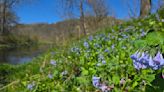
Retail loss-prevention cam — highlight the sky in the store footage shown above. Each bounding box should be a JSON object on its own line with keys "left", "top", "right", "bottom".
{"left": 14, "top": 0, "right": 159, "bottom": 24}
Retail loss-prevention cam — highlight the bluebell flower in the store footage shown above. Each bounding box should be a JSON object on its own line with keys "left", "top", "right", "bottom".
{"left": 111, "top": 29, "right": 115, "bottom": 32}
{"left": 133, "top": 61, "right": 142, "bottom": 70}
{"left": 83, "top": 41, "right": 89, "bottom": 48}
{"left": 112, "top": 36, "right": 115, "bottom": 39}
{"left": 94, "top": 43, "right": 100, "bottom": 48}
{"left": 122, "top": 34, "right": 128, "bottom": 39}
{"left": 71, "top": 47, "right": 76, "bottom": 52}
{"left": 141, "top": 31, "right": 147, "bottom": 37}
{"left": 48, "top": 74, "right": 53, "bottom": 79}
{"left": 92, "top": 76, "right": 114, "bottom": 91}
{"left": 130, "top": 51, "right": 140, "bottom": 60}
{"left": 153, "top": 51, "right": 164, "bottom": 66}
{"left": 111, "top": 44, "right": 115, "bottom": 49}
{"left": 50, "top": 51, "right": 55, "bottom": 56}
{"left": 162, "top": 19, "right": 164, "bottom": 22}
{"left": 102, "top": 60, "right": 106, "bottom": 64}
{"left": 50, "top": 60, "right": 56, "bottom": 66}
{"left": 89, "top": 36, "right": 93, "bottom": 41}
{"left": 27, "top": 82, "right": 35, "bottom": 90}
{"left": 104, "top": 37, "right": 110, "bottom": 41}
{"left": 148, "top": 56, "right": 155, "bottom": 67}
{"left": 131, "top": 50, "right": 164, "bottom": 70}
{"left": 61, "top": 70, "right": 68, "bottom": 76}
{"left": 120, "top": 78, "right": 126, "bottom": 85}
{"left": 118, "top": 38, "right": 122, "bottom": 41}
{"left": 138, "top": 52, "right": 146, "bottom": 62}
{"left": 122, "top": 46, "right": 126, "bottom": 49}
{"left": 104, "top": 49, "right": 109, "bottom": 53}
{"left": 155, "top": 13, "right": 160, "bottom": 21}
{"left": 98, "top": 54, "right": 104, "bottom": 61}
{"left": 71, "top": 47, "right": 80, "bottom": 55}
{"left": 92, "top": 76, "right": 101, "bottom": 88}
{"left": 96, "top": 63, "right": 101, "bottom": 66}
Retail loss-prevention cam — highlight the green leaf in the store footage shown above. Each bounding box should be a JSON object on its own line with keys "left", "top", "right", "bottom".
{"left": 132, "top": 81, "right": 138, "bottom": 89}
{"left": 112, "top": 76, "right": 120, "bottom": 85}
{"left": 21, "top": 81, "right": 27, "bottom": 86}
{"left": 81, "top": 68, "right": 89, "bottom": 76}
{"left": 145, "top": 74, "right": 155, "bottom": 82}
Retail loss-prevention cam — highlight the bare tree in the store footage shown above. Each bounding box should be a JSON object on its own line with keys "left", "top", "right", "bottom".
{"left": 59, "top": 0, "right": 110, "bottom": 36}
{"left": 140, "top": 0, "right": 151, "bottom": 18}
{"left": 59, "top": 0, "right": 87, "bottom": 36}
{"left": 124, "top": 0, "right": 140, "bottom": 18}
{"left": 84, "top": 0, "right": 110, "bottom": 31}
{"left": 0, "top": 0, "right": 21, "bottom": 35}
{"left": 87, "top": 0, "right": 109, "bottom": 21}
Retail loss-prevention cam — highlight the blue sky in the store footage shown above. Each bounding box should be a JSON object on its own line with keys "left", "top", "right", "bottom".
{"left": 14, "top": 0, "right": 158, "bottom": 24}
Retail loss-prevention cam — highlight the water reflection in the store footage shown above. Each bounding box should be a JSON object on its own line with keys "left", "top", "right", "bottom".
{"left": 0, "top": 45, "right": 51, "bottom": 64}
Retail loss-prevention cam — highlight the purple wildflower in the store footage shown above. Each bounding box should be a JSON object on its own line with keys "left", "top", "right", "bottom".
{"left": 120, "top": 78, "right": 126, "bottom": 85}
{"left": 111, "top": 44, "right": 115, "bottom": 49}
{"left": 162, "top": 19, "right": 164, "bottom": 22}
{"left": 148, "top": 56, "right": 155, "bottom": 67}
{"left": 84, "top": 41, "right": 89, "bottom": 48}
{"left": 98, "top": 54, "right": 104, "bottom": 61}
{"left": 27, "top": 82, "right": 35, "bottom": 90}
{"left": 94, "top": 43, "right": 100, "bottom": 48}
{"left": 89, "top": 36, "right": 93, "bottom": 41}
{"left": 155, "top": 14, "right": 160, "bottom": 21}
{"left": 153, "top": 51, "right": 164, "bottom": 66}
{"left": 141, "top": 31, "right": 147, "bottom": 37}
{"left": 104, "top": 49, "right": 109, "bottom": 53}
{"left": 92, "top": 76, "right": 101, "bottom": 88}
{"left": 48, "top": 74, "right": 53, "bottom": 79}
{"left": 122, "top": 46, "right": 126, "bottom": 49}
{"left": 96, "top": 63, "right": 101, "bottom": 67}
{"left": 131, "top": 50, "right": 164, "bottom": 70}
{"left": 61, "top": 70, "right": 68, "bottom": 76}
{"left": 50, "top": 60, "right": 56, "bottom": 66}
{"left": 102, "top": 60, "right": 106, "bottom": 64}
{"left": 130, "top": 50, "right": 140, "bottom": 60}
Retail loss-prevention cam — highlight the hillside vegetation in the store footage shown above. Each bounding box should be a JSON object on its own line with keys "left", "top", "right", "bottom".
{"left": 0, "top": 13, "right": 164, "bottom": 92}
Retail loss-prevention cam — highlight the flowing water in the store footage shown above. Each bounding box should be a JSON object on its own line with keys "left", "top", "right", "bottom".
{"left": 0, "top": 45, "right": 53, "bottom": 65}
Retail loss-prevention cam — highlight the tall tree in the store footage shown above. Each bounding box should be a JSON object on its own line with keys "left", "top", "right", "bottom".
{"left": 59, "top": 0, "right": 109, "bottom": 35}
{"left": 60, "top": 0, "right": 87, "bottom": 35}
{"left": 140, "top": 0, "right": 151, "bottom": 18}
{"left": 0, "top": 0, "right": 20, "bottom": 35}
{"left": 79, "top": 0, "right": 86, "bottom": 35}
{"left": 85, "top": 0, "right": 110, "bottom": 31}
{"left": 87, "top": 0, "right": 109, "bottom": 22}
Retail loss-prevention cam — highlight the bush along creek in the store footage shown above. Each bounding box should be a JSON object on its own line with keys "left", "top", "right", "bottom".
{"left": 1, "top": 14, "right": 164, "bottom": 92}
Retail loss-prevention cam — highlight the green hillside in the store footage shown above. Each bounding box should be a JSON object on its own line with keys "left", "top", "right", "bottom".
{"left": 0, "top": 14, "right": 164, "bottom": 92}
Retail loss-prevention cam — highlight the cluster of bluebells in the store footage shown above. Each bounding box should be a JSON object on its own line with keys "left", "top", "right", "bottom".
{"left": 71, "top": 47, "right": 80, "bottom": 55}
{"left": 140, "top": 29, "right": 147, "bottom": 37}
{"left": 27, "top": 81, "right": 35, "bottom": 90}
{"left": 61, "top": 70, "right": 68, "bottom": 76}
{"left": 92, "top": 76, "right": 113, "bottom": 92}
{"left": 97, "top": 54, "right": 106, "bottom": 66}
{"left": 50, "top": 59, "right": 57, "bottom": 66}
{"left": 130, "top": 50, "right": 164, "bottom": 70}
{"left": 83, "top": 41, "right": 89, "bottom": 48}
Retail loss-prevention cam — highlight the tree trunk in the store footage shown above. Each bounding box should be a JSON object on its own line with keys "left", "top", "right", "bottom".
{"left": 140, "top": 0, "right": 151, "bottom": 18}
{"left": 1, "top": 0, "right": 8, "bottom": 35}
{"left": 79, "top": 0, "right": 86, "bottom": 35}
